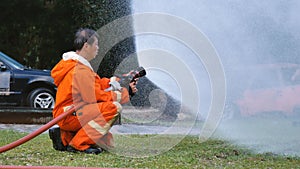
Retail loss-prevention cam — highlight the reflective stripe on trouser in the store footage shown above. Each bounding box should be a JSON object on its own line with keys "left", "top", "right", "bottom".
{"left": 67, "top": 101, "right": 121, "bottom": 151}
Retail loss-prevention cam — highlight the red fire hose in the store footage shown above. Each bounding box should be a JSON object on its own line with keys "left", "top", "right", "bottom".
{"left": 0, "top": 103, "right": 85, "bottom": 153}
{"left": 0, "top": 102, "right": 129, "bottom": 168}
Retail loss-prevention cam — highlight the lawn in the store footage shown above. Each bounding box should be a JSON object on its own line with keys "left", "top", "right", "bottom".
{"left": 0, "top": 130, "right": 299, "bottom": 168}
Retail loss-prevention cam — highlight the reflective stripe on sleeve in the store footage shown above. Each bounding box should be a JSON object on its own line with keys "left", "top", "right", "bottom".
{"left": 114, "top": 91, "right": 122, "bottom": 102}
{"left": 113, "top": 101, "right": 122, "bottom": 113}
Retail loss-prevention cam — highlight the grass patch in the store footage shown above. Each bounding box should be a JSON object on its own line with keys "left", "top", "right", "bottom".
{"left": 0, "top": 130, "right": 299, "bottom": 168}
{"left": 216, "top": 116, "right": 300, "bottom": 156}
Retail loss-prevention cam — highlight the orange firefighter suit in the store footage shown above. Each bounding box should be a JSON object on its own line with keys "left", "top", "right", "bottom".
{"left": 51, "top": 52, "right": 129, "bottom": 151}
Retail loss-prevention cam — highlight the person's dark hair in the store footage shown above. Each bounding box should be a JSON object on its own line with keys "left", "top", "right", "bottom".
{"left": 73, "top": 28, "right": 99, "bottom": 51}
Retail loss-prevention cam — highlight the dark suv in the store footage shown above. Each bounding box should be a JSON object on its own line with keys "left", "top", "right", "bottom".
{"left": 0, "top": 51, "right": 56, "bottom": 109}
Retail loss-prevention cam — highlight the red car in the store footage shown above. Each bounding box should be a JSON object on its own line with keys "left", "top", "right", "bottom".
{"left": 225, "top": 63, "right": 300, "bottom": 119}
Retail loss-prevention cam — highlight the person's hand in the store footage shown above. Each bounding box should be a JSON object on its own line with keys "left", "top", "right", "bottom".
{"left": 129, "top": 78, "right": 138, "bottom": 93}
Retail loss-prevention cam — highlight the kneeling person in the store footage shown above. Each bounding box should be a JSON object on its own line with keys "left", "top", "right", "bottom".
{"left": 49, "top": 28, "right": 137, "bottom": 154}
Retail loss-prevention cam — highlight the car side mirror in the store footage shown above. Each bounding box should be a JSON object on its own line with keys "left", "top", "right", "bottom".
{"left": 0, "top": 62, "right": 7, "bottom": 71}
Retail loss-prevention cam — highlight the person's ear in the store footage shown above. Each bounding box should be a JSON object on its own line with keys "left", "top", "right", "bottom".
{"left": 83, "top": 42, "right": 89, "bottom": 49}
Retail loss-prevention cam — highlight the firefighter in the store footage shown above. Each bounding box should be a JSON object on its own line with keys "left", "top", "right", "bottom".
{"left": 49, "top": 28, "right": 137, "bottom": 154}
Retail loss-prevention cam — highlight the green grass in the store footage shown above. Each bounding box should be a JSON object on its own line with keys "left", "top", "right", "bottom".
{"left": 215, "top": 115, "right": 300, "bottom": 156}
{"left": 0, "top": 130, "right": 299, "bottom": 168}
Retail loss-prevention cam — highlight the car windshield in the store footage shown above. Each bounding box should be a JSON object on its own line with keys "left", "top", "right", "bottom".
{"left": 249, "top": 70, "right": 281, "bottom": 89}
{"left": 0, "top": 52, "right": 25, "bottom": 69}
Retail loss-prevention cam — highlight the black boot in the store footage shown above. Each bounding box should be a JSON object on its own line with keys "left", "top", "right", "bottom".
{"left": 66, "top": 145, "right": 103, "bottom": 155}
{"left": 49, "top": 127, "right": 67, "bottom": 151}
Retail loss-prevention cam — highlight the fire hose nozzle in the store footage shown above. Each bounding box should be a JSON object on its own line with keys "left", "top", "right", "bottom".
{"left": 130, "top": 66, "right": 147, "bottom": 82}
{"left": 104, "top": 67, "right": 147, "bottom": 94}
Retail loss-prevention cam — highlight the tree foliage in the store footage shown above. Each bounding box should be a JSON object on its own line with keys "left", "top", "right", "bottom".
{"left": 0, "top": 0, "right": 134, "bottom": 70}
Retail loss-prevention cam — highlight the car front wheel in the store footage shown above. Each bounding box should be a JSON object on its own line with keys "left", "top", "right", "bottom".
{"left": 27, "top": 88, "right": 55, "bottom": 109}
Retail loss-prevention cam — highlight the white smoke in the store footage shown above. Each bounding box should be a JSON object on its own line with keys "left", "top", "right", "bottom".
{"left": 132, "top": 0, "right": 300, "bottom": 156}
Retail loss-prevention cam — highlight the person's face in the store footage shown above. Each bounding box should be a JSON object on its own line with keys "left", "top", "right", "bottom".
{"left": 85, "top": 37, "right": 99, "bottom": 61}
